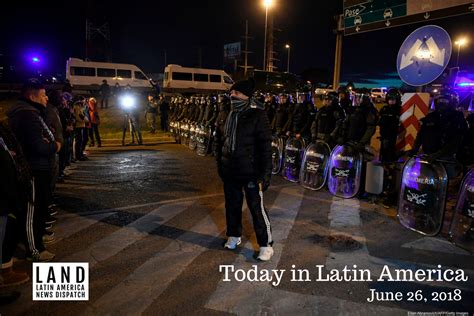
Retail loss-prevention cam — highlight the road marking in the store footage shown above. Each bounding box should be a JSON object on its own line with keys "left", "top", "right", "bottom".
{"left": 401, "top": 237, "right": 471, "bottom": 256}
{"left": 65, "top": 201, "right": 194, "bottom": 267}
{"left": 84, "top": 203, "right": 225, "bottom": 315}
{"left": 205, "top": 186, "right": 304, "bottom": 314}
{"left": 325, "top": 197, "right": 474, "bottom": 291}
{"left": 55, "top": 212, "right": 116, "bottom": 242}
{"left": 69, "top": 183, "right": 294, "bottom": 216}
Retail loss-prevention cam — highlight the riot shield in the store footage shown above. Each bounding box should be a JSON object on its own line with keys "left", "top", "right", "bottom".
{"left": 328, "top": 144, "right": 363, "bottom": 198}
{"left": 271, "top": 135, "right": 284, "bottom": 175}
{"left": 171, "top": 121, "right": 181, "bottom": 144}
{"left": 197, "top": 125, "right": 212, "bottom": 157}
{"left": 449, "top": 169, "right": 474, "bottom": 253}
{"left": 282, "top": 137, "right": 305, "bottom": 182}
{"left": 299, "top": 141, "right": 331, "bottom": 190}
{"left": 188, "top": 123, "right": 198, "bottom": 150}
{"left": 397, "top": 157, "right": 448, "bottom": 236}
{"left": 181, "top": 122, "right": 190, "bottom": 146}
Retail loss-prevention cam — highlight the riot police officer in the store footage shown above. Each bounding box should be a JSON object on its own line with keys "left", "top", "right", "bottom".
{"left": 341, "top": 94, "right": 378, "bottom": 147}
{"left": 338, "top": 86, "right": 353, "bottom": 116}
{"left": 286, "top": 92, "right": 314, "bottom": 142}
{"left": 311, "top": 92, "right": 345, "bottom": 147}
{"left": 378, "top": 88, "right": 402, "bottom": 163}
{"left": 264, "top": 93, "right": 277, "bottom": 124}
{"left": 458, "top": 112, "right": 474, "bottom": 171}
{"left": 271, "top": 92, "right": 290, "bottom": 135}
{"left": 202, "top": 95, "right": 218, "bottom": 127}
{"left": 336, "top": 93, "right": 378, "bottom": 199}
{"left": 378, "top": 88, "right": 402, "bottom": 208}
{"left": 409, "top": 90, "right": 468, "bottom": 179}
{"left": 213, "top": 94, "right": 231, "bottom": 155}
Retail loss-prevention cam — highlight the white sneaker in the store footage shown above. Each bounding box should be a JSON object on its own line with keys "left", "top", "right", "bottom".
{"left": 257, "top": 246, "right": 274, "bottom": 261}
{"left": 224, "top": 237, "right": 241, "bottom": 250}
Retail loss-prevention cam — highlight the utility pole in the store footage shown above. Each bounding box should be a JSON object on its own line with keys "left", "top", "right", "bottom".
{"left": 240, "top": 20, "right": 254, "bottom": 76}
{"left": 267, "top": 13, "right": 276, "bottom": 72}
{"left": 85, "top": 19, "right": 111, "bottom": 61}
{"left": 332, "top": 15, "right": 344, "bottom": 89}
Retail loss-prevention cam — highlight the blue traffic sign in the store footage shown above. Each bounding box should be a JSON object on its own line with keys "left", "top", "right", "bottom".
{"left": 397, "top": 25, "right": 452, "bottom": 87}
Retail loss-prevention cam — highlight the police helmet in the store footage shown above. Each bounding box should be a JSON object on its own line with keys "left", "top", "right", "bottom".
{"left": 385, "top": 88, "right": 401, "bottom": 105}
{"left": 434, "top": 89, "right": 459, "bottom": 110}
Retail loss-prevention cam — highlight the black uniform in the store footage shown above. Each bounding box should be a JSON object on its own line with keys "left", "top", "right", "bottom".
{"left": 311, "top": 99, "right": 344, "bottom": 147}
{"left": 378, "top": 103, "right": 402, "bottom": 162}
{"left": 458, "top": 113, "right": 474, "bottom": 167}
{"left": 264, "top": 99, "right": 277, "bottom": 125}
{"left": 271, "top": 101, "right": 290, "bottom": 134}
{"left": 158, "top": 98, "right": 169, "bottom": 132}
{"left": 413, "top": 109, "right": 467, "bottom": 156}
{"left": 343, "top": 100, "right": 378, "bottom": 146}
{"left": 291, "top": 101, "right": 315, "bottom": 140}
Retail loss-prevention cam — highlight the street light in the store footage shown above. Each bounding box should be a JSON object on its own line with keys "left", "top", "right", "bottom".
{"left": 285, "top": 44, "right": 291, "bottom": 73}
{"left": 454, "top": 37, "right": 468, "bottom": 68}
{"left": 263, "top": 0, "right": 273, "bottom": 71}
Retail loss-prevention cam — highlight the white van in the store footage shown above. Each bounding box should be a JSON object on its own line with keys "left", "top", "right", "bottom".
{"left": 66, "top": 58, "right": 152, "bottom": 90}
{"left": 370, "top": 87, "right": 387, "bottom": 103}
{"left": 163, "top": 64, "right": 233, "bottom": 93}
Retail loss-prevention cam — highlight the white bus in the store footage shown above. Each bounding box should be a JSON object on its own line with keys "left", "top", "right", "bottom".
{"left": 163, "top": 64, "right": 233, "bottom": 93}
{"left": 66, "top": 58, "right": 153, "bottom": 90}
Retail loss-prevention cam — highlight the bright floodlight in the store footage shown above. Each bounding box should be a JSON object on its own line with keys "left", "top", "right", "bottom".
{"left": 455, "top": 38, "right": 468, "bottom": 46}
{"left": 285, "top": 44, "right": 290, "bottom": 48}
{"left": 32, "top": 57, "right": 40, "bottom": 63}
{"left": 263, "top": 0, "right": 273, "bottom": 8}
{"left": 121, "top": 95, "right": 135, "bottom": 109}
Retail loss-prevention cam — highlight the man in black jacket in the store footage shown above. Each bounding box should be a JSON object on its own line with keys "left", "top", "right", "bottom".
{"left": 215, "top": 78, "right": 274, "bottom": 261}
{"left": 7, "top": 80, "right": 60, "bottom": 262}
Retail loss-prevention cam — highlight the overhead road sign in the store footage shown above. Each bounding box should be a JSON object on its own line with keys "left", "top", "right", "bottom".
{"left": 344, "top": 0, "right": 474, "bottom": 35}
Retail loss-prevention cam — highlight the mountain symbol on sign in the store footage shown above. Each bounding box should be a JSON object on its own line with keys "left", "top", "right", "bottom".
{"left": 400, "top": 37, "right": 445, "bottom": 70}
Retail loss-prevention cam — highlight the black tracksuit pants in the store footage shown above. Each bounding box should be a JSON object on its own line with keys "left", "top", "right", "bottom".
{"left": 28, "top": 170, "right": 52, "bottom": 255}
{"left": 223, "top": 180, "right": 273, "bottom": 247}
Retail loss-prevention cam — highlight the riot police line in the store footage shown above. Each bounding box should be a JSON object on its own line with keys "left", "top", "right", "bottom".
{"left": 166, "top": 88, "right": 473, "bottom": 254}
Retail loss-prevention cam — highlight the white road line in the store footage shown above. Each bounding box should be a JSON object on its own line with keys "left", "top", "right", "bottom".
{"left": 83, "top": 203, "right": 225, "bottom": 315}
{"left": 205, "top": 186, "right": 304, "bottom": 315}
{"left": 326, "top": 197, "right": 474, "bottom": 291}
{"left": 65, "top": 201, "right": 194, "bottom": 268}
{"left": 71, "top": 182, "right": 293, "bottom": 216}
{"left": 55, "top": 212, "right": 116, "bottom": 242}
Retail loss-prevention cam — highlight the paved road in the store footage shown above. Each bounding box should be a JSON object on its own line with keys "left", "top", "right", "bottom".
{"left": 3, "top": 144, "right": 474, "bottom": 315}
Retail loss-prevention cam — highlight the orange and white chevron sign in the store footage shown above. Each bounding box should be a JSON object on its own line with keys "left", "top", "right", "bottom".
{"left": 396, "top": 93, "right": 430, "bottom": 152}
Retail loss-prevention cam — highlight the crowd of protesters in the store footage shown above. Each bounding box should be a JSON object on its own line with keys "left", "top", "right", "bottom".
{"left": 0, "top": 79, "right": 103, "bottom": 291}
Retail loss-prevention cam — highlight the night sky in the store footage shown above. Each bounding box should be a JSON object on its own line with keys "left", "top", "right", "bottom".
{"left": 1, "top": 1, "right": 473, "bottom": 87}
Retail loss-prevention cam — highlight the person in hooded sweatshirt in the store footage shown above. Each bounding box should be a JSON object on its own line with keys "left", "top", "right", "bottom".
{"left": 214, "top": 78, "right": 274, "bottom": 261}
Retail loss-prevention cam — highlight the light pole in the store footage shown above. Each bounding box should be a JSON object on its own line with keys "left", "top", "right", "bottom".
{"left": 454, "top": 38, "right": 467, "bottom": 68}
{"left": 285, "top": 44, "right": 290, "bottom": 73}
{"left": 263, "top": 0, "right": 273, "bottom": 71}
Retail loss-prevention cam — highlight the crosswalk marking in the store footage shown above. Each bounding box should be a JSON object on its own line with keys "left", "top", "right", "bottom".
{"left": 84, "top": 204, "right": 225, "bottom": 315}
{"left": 402, "top": 237, "right": 471, "bottom": 256}
{"left": 55, "top": 212, "right": 116, "bottom": 242}
{"left": 205, "top": 186, "right": 304, "bottom": 314}
{"left": 326, "top": 197, "right": 474, "bottom": 292}
{"left": 65, "top": 201, "right": 194, "bottom": 267}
